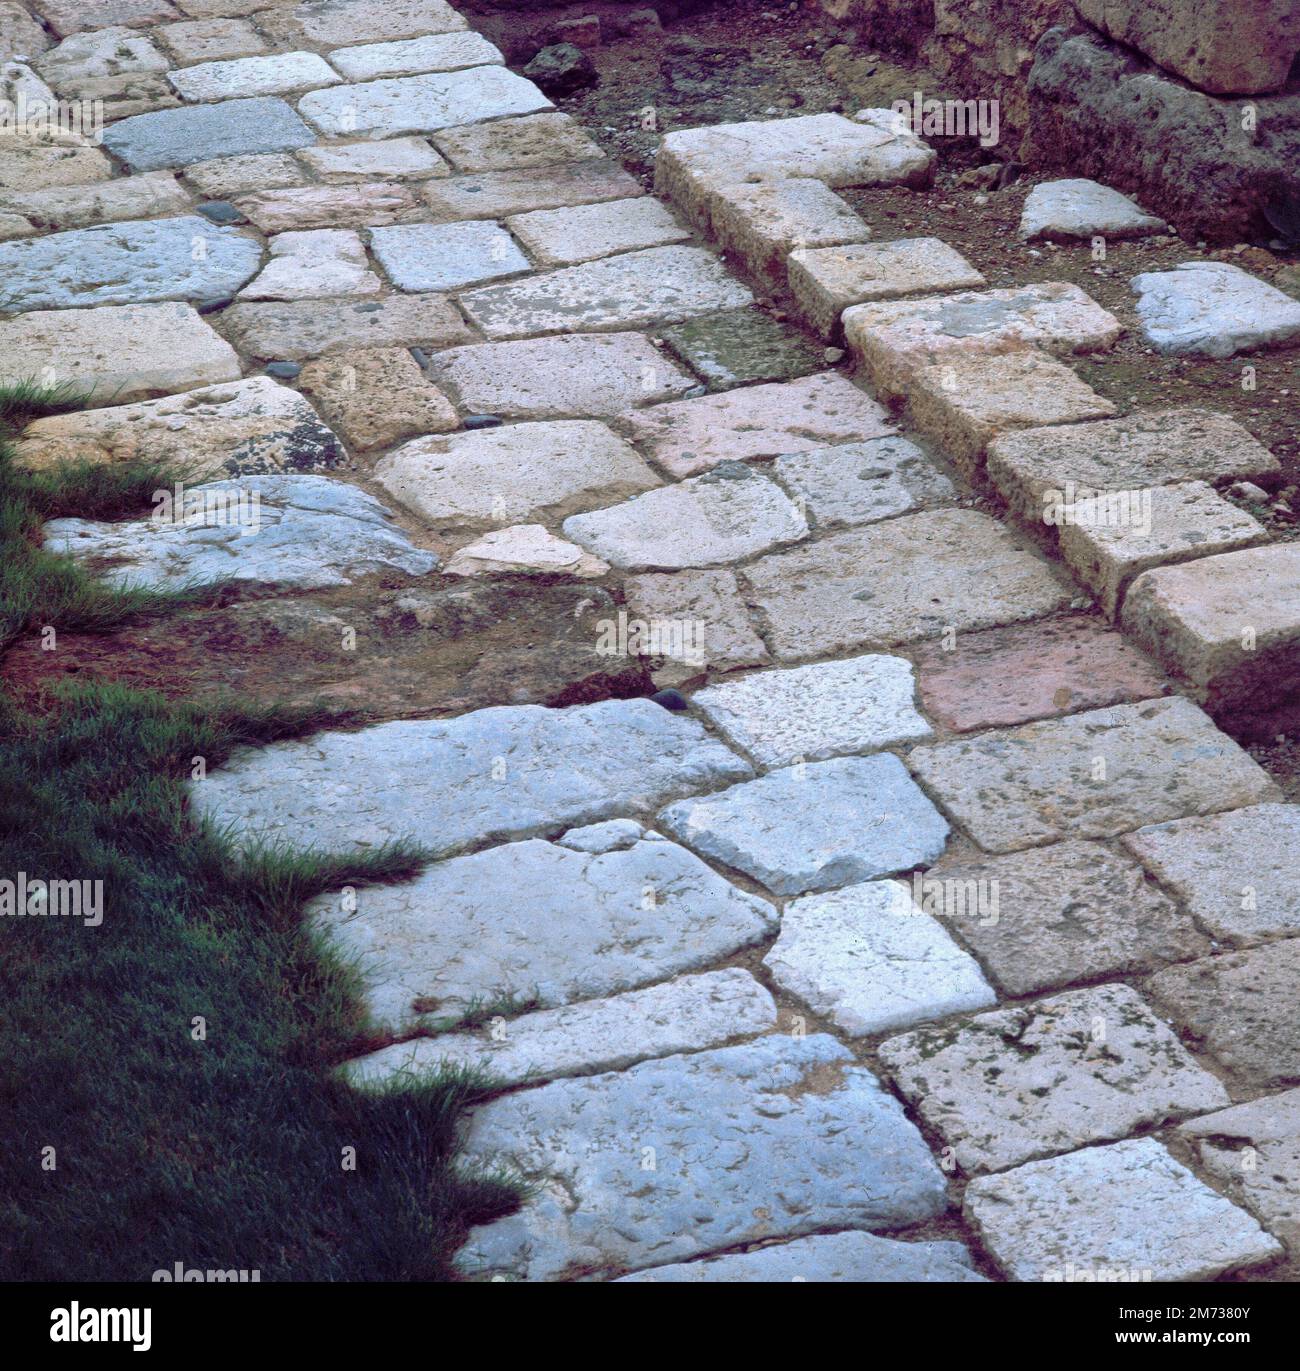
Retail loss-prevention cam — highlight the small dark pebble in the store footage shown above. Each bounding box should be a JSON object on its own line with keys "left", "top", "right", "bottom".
{"left": 463, "top": 413, "right": 504, "bottom": 429}
{"left": 683, "top": 385, "right": 707, "bottom": 398}
{"left": 197, "top": 200, "right": 245, "bottom": 224}
{"left": 409, "top": 347, "right": 430, "bottom": 368}
{"left": 266, "top": 361, "right": 302, "bottom": 379}
{"left": 196, "top": 296, "right": 232, "bottom": 315}
{"left": 650, "top": 689, "right": 689, "bottom": 712}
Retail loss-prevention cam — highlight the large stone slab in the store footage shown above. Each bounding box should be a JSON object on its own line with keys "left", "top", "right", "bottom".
{"left": 296, "top": 136, "right": 449, "bottom": 182}
{"left": 908, "top": 697, "right": 1279, "bottom": 853}
{"left": 709, "top": 177, "right": 870, "bottom": 283}
{"left": 44, "top": 474, "right": 436, "bottom": 592}
{"left": 455, "top": 1033, "right": 948, "bottom": 1280}
{"left": 506, "top": 196, "right": 688, "bottom": 268}
{"left": 370, "top": 219, "right": 529, "bottom": 292}
{"left": 102, "top": 96, "right": 315, "bottom": 169}
{"left": 343, "top": 969, "right": 777, "bottom": 1091}
{"left": 221, "top": 292, "right": 472, "bottom": 359}
{"left": 691, "top": 653, "right": 930, "bottom": 768}
{"left": 1131, "top": 261, "right": 1300, "bottom": 358}
{"left": 374, "top": 420, "right": 661, "bottom": 532}
{"left": 766, "top": 879, "right": 995, "bottom": 1036}
{"left": 623, "top": 568, "right": 770, "bottom": 685}
{"left": 0, "top": 215, "right": 260, "bottom": 309}
{"left": 882, "top": 983, "right": 1228, "bottom": 1174}
{"left": 740, "top": 509, "right": 1072, "bottom": 661}
{"left": 189, "top": 697, "right": 752, "bottom": 858}
{"left": 619, "top": 1232, "right": 985, "bottom": 1283}
{"left": 34, "top": 0, "right": 177, "bottom": 36}
{"left": 420, "top": 161, "right": 642, "bottom": 223}
{"left": 0, "top": 301, "right": 240, "bottom": 405}
{"left": 167, "top": 51, "right": 339, "bottom": 101}
{"left": 620, "top": 373, "right": 893, "bottom": 479}
{"left": 658, "top": 754, "right": 950, "bottom": 896}
{"left": 562, "top": 463, "right": 807, "bottom": 571}
{"left": 772, "top": 436, "right": 955, "bottom": 529}
{"left": 431, "top": 112, "right": 603, "bottom": 171}
{"left": 183, "top": 150, "right": 305, "bottom": 197}
{"left": 0, "top": 169, "right": 193, "bottom": 232}
{"left": 965, "top": 1138, "right": 1282, "bottom": 1282}
{"left": 239, "top": 227, "right": 380, "bottom": 300}
{"left": 297, "top": 67, "right": 551, "bottom": 138}
{"left": 15, "top": 376, "right": 342, "bottom": 477}
{"left": 659, "top": 306, "right": 825, "bottom": 390}
{"left": 157, "top": 16, "right": 267, "bottom": 64}
{"left": 233, "top": 182, "right": 417, "bottom": 231}
{"left": 297, "top": 346, "right": 457, "bottom": 450}
{"left": 431, "top": 333, "right": 695, "bottom": 419}
{"left": 929, "top": 841, "right": 1207, "bottom": 998}
{"left": 311, "top": 840, "right": 777, "bottom": 1031}
{"left": 459, "top": 245, "right": 753, "bottom": 341}
{"left": 1123, "top": 804, "right": 1300, "bottom": 946}
{"left": 327, "top": 31, "right": 501, "bottom": 81}
{"left": 268, "top": 0, "right": 466, "bottom": 47}
{"left": 1019, "top": 178, "right": 1166, "bottom": 241}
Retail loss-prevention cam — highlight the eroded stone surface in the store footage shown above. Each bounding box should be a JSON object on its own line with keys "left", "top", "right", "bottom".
{"left": 328, "top": 31, "right": 501, "bottom": 81}
{"left": 102, "top": 95, "right": 315, "bottom": 169}
{"left": 0, "top": 169, "right": 192, "bottom": 232}
{"left": 295, "top": 137, "right": 449, "bottom": 182}
{"left": 772, "top": 436, "right": 955, "bottom": 528}
{"left": 1132, "top": 261, "right": 1300, "bottom": 358}
{"left": 506, "top": 195, "right": 688, "bottom": 267}
{"left": 240, "top": 227, "right": 380, "bottom": 300}
{"left": 659, "top": 307, "right": 824, "bottom": 390}
{"left": 234, "top": 182, "right": 416, "bottom": 231}
{"left": 36, "top": 25, "right": 167, "bottom": 88}
{"left": 421, "top": 160, "right": 641, "bottom": 222}
{"left": 183, "top": 150, "right": 304, "bottom": 197}
{"left": 222, "top": 292, "right": 471, "bottom": 359}
{"left": 431, "top": 111, "right": 603, "bottom": 171}
{"left": 1019, "top": 179, "right": 1166, "bottom": 241}
{"left": 444, "top": 524, "right": 609, "bottom": 579}
{"left": 168, "top": 50, "right": 339, "bottom": 101}
{"left": 297, "top": 346, "right": 458, "bottom": 449}
{"left": 157, "top": 16, "right": 267, "bottom": 64}
{"left": 623, "top": 568, "right": 770, "bottom": 684}
{"left": 0, "top": 138, "right": 111, "bottom": 189}
{"left": 371, "top": 219, "right": 529, "bottom": 292}
{"left": 269, "top": 0, "right": 467, "bottom": 47}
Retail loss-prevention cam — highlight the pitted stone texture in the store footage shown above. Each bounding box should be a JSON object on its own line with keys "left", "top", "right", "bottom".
{"left": 0, "top": 302, "right": 240, "bottom": 405}
{"left": 328, "top": 32, "right": 502, "bottom": 81}
{"left": 1180, "top": 1090, "right": 1300, "bottom": 1254}
{"left": 1147, "top": 941, "right": 1300, "bottom": 1087}
{"left": 157, "top": 17, "right": 268, "bottom": 63}
{"left": 102, "top": 96, "right": 315, "bottom": 170}
{"left": 882, "top": 983, "right": 1228, "bottom": 1174}
{"left": 692, "top": 654, "right": 930, "bottom": 767}
{"left": 506, "top": 196, "right": 688, "bottom": 267}
{"left": 623, "top": 569, "right": 770, "bottom": 685}
{"left": 965, "top": 1139, "right": 1282, "bottom": 1283}
{"left": 375, "top": 421, "right": 660, "bottom": 532}
{"left": 15, "top": 376, "right": 343, "bottom": 478}
{"left": 0, "top": 215, "right": 260, "bottom": 310}
{"left": 656, "top": 111, "right": 934, "bottom": 234}
{"left": 659, "top": 307, "right": 825, "bottom": 390}
{"left": 420, "top": 161, "right": 641, "bottom": 222}
{"left": 432, "top": 333, "right": 695, "bottom": 419}
{"left": 309, "top": 839, "right": 776, "bottom": 1031}
{"left": 222, "top": 293, "right": 471, "bottom": 360}
{"left": 296, "top": 137, "right": 449, "bottom": 182}
{"left": 35, "top": 26, "right": 168, "bottom": 87}
{"left": 297, "top": 347, "right": 457, "bottom": 450}
{"left": 460, "top": 244, "right": 752, "bottom": 340}
{"left": 659, "top": 754, "right": 949, "bottom": 896}
{"left": 240, "top": 228, "right": 380, "bottom": 301}
{"left": 844, "top": 281, "right": 1122, "bottom": 397}
{"left": 914, "top": 616, "right": 1170, "bottom": 733}
{"left": 563, "top": 464, "right": 807, "bottom": 571}
{"left": 909, "top": 697, "right": 1279, "bottom": 853}
{"left": 189, "top": 697, "right": 753, "bottom": 859}
{"left": 61, "top": 70, "right": 179, "bottom": 120}
{"left": 1058, "top": 480, "right": 1269, "bottom": 619}
{"left": 371, "top": 220, "right": 529, "bottom": 293}
{"left": 444, "top": 525, "right": 609, "bottom": 579}
{"left": 234, "top": 183, "right": 417, "bottom": 231}
{"left": 619, "top": 1232, "right": 985, "bottom": 1283}
{"left": 742, "top": 509, "right": 1072, "bottom": 661}
{"left": 709, "top": 178, "right": 870, "bottom": 283}
{"left": 621, "top": 373, "right": 893, "bottom": 479}
{"left": 298, "top": 67, "right": 550, "bottom": 139}
{"left": 432, "top": 112, "right": 603, "bottom": 171}
{"left": 928, "top": 841, "right": 1207, "bottom": 998}
{"left": 766, "top": 880, "right": 995, "bottom": 1036}
{"left": 1120, "top": 542, "right": 1300, "bottom": 714}
{"left": 168, "top": 51, "right": 339, "bottom": 101}
{"left": 0, "top": 139, "right": 112, "bottom": 190}
{"left": 1132, "top": 261, "right": 1300, "bottom": 358}
{"left": 1019, "top": 179, "right": 1166, "bottom": 242}
{"left": 790, "top": 237, "right": 986, "bottom": 338}
{"left": 0, "top": 170, "right": 192, "bottom": 232}
{"left": 343, "top": 969, "right": 777, "bottom": 1090}
{"left": 772, "top": 437, "right": 955, "bottom": 529}
{"left": 1124, "top": 805, "right": 1300, "bottom": 946}
{"left": 455, "top": 1033, "right": 948, "bottom": 1280}
{"left": 270, "top": 0, "right": 466, "bottom": 46}
{"left": 183, "top": 151, "right": 305, "bottom": 198}
{"left": 32, "top": 0, "right": 177, "bottom": 34}
{"left": 907, "top": 350, "right": 1117, "bottom": 475}
{"left": 987, "top": 408, "right": 1280, "bottom": 531}
{"left": 45, "top": 475, "right": 435, "bottom": 592}
{"left": 0, "top": 0, "right": 51, "bottom": 55}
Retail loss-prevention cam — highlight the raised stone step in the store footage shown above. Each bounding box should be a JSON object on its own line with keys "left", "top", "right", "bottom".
{"left": 709, "top": 177, "right": 870, "bottom": 284}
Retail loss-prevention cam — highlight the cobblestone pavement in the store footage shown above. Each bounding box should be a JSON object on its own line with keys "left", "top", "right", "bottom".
{"left": 10, "top": 0, "right": 1300, "bottom": 1283}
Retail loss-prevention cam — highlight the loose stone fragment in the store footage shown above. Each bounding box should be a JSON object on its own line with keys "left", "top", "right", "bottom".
{"left": 965, "top": 1138, "right": 1282, "bottom": 1283}
{"left": 765, "top": 879, "right": 995, "bottom": 1035}
{"left": 183, "top": 151, "right": 304, "bottom": 197}
{"left": 370, "top": 220, "right": 529, "bottom": 292}
{"left": 102, "top": 96, "right": 315, "bottom": 170}
{"left": 374, "top": 420, "right": 660, "bottom": 532}
{"left": 659, "top": 306, "right": 825, "bottom": 389}
{"left": 455, "top": 1033, "right": 947, "bottom": 1280}
{"left": 562, "top": 463, "right": 808, "bottom": 570}
{"left": 234, "top": 182, "right": 416, "bottom": 231}
{"left": 658, "top": 754, "right": 949, "bottom": 896}
{"left": 297, "top": 347, "right": 458, "bottom": 449}
{"left": 431, "top": 111, "right": 603, "bottom": 171}
{"left": 0, "top": 169, "right": 192, "bottom": 231}
{"left": 621, "top": 372, "right": 892, "bottom": 478}
{"left": 167, "top": 51, "right": 339, "bottom": 101}
{"left": 1019, "top": 179, "right": 1166, "bottom": 241}
{"left": 908, "top": 696, "right": 1278, "bottom": 853}
{"left": 222, "top": 293, "right": 471, "bottom": 359}
{"left": 444, "top": 524, "right": 609, "bottom": 579}
{"left": 789, "top": 237, "right": 986, "bottom": 337}
{"left": 927, "top": 840, "right": 1206, "bottom": 997}
{"left": 460, "top": 245, "right": 753, "bottom": 340}
{"left": 328, "top": 32, "right": 502, "bottom": 81}
{"left": 0, "top": 301, "right": 240, "bottom": 404}
{"left": 188, "top": 697, "right": 752, "bottom": 858}
{"left": 239, "top": 228, "right": 380, "bottom": 301}
{"left": 420, "top": 159, "right": 642, "bottom": 221}
{"left": 432, "top": 333, "right": 695, "bottom": 418}
{"left": 342, "top": 969, "right": 777, "bottom": 1090}
{"left": 506, "top": 196, "right": 688, "bottom": 267}
{"left": 295, "top": 137, "right": 449, "bottom": 182}
{"left": 268, "top": 0, "right": 467, "bottom": 46}
{"left": 709, "top": 177, "right": 871, "bottom": 283}
{"left": 620, "top": 1232, "right": 985, "bottom": 1283}
{"left": 1131, "top": 261, "right": 1300, "bottom": 358}
{"left": 741, "top": 508, "right": 1071, "bottom": 661}
{"left": 556, "top": 819, "right": 646, "bottom": 853}
{"left": 692, "top": 654, "right": 930, "bottom": 767}
{"left": 882, "top": 983, "right": 1228, "bottom": 1173}
{"left": 772, "top": 436, "right": 954, "bottom": 528}
{"left": 623, "top": 568, "right": 770, "bottom": 684}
